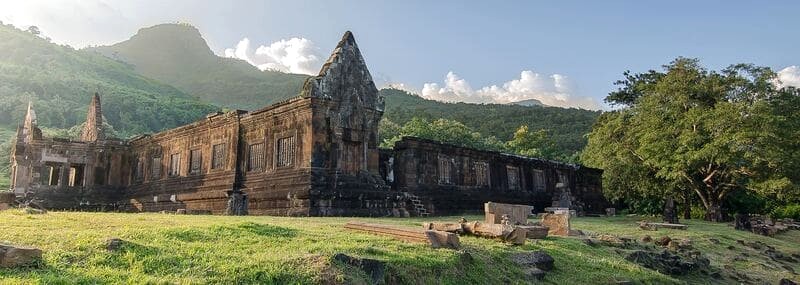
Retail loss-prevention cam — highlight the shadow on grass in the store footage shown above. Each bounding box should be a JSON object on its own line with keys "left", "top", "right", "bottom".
{"left": 163, "top": 222, "right": 298, "bottom": 242}
{"left": 0, "top": 257, "right": 107, "bottom": 284}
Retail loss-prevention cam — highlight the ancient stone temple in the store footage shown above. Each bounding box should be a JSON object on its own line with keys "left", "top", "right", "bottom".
{"left": 8, "top": 31, "right": 607, "bottom": 216}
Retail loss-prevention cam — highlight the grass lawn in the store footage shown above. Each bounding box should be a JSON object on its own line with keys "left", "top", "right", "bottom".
{"left": 0, "top": 210, "right": 798, "bottom": 284}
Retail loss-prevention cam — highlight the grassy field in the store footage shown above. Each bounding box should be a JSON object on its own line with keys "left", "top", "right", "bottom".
{"left": 0, "top": 210, "right": 798, "bottom": 284}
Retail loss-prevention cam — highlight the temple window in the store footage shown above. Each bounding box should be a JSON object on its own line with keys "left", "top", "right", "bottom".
{"left": 532, "top": 169, "right": 545, "bottom": 192}
{"left": 276, "top": 136, "right": 295, "bottom": 167}
{"left": 438, "top": 155, "right": 453, "bottom": 185}
{"left": 211, "top": 143, "right": 226, "bottom": 170}
{"left": 507, "top": 165, "right": 520, "bottom": 190}
{"left": 474, "top": 161, "right": 490, "bottom": 186}
{"left": 189, "top": 149, "right": 202, "bottom": 174}
{"left": 169, "top": 153, "right": 181, "bottom": 177}
{"left": 151, "top": 156, "right": 162, "bottom": 180}
{"left": 248, "top": 143, "right": 265, "bottom": 171}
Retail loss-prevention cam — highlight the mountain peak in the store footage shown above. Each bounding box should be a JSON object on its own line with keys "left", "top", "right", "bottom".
{"left": 509, "top": 98, "right": 546, "bottom": 107}
{"left": 122, "top": 23, "right": 212, "bottom": 57}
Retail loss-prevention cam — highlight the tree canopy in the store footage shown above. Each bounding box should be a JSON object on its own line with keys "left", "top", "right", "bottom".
{"left": 582, "top": 58, "right": 800, "bottom": 221}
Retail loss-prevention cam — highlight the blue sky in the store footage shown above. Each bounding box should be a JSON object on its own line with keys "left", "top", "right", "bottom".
{"left": 1, "top": 0, "right": 799, "bottom": 109}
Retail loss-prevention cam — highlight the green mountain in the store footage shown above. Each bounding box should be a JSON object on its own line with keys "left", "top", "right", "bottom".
{"left": 88, "top": 23, "right": 309, "bottom": 110}
{"left": 380, "top": 88, "right": 600, "bottom": 154}
{"left": 508, "top": 98, "right": 545, "bottom": 107}
{"left": 0, "top": 23, "right": 218, "bottom": 136}
{"left": 0, "top": 23, "right": 222, "bottom": 189}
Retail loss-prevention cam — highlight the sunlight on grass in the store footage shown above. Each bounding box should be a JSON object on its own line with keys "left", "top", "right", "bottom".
{"left": 0, "top": 211, "right": 797, "bottom": 284}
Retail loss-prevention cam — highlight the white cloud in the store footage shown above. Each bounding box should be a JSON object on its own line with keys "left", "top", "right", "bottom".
{"left": 777, "top": 66, "right": 800, "bottom": 88}
{"left": 0, "top": 0, "right": 139, "bottom": 47}
{"left": 224, "top": 37, "right": 321, "bottom": 75}
{"left": 421, "top": 70, "right": 600, "bottom": 110}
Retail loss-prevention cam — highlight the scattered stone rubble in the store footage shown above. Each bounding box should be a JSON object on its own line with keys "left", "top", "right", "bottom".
{"left": 734, "top": 215, "right": 800, "bottom": 237}
{"left": 511, "top": 250, "right": 555, "bottom": 280}
{"left": 424, "top": 202, "right": 566, "bottom": 245}
{"left": 0, "top": 244, "right": 42, "bottom": 268}
{"left": 625, "top": 249, "right": 709, "bottom": 276}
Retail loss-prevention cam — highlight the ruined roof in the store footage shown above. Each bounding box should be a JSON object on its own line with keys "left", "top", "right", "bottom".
{"left": 394, "top": 136, "right": 599, "bottom": 172}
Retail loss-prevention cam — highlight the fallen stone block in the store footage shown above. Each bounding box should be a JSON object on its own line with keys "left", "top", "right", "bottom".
{"left": 176, "top": 209, "right": 187, "bottom": 215}
{"left": 461, "top": 221, "right": 527, "bottom": 245}
{"left": 345, "top": 222, "right": 460, "bottom": 249}
{"left": 517, "top": 225, "right": 549, "bottom": 239}
{"left": 540, "top": 212, "right": 571, "bottom": 236}
{"left": 639, "top": 222, "right": 687, "bottom": 230}
{"left": 484, "top": 202, "right": 534, "bottom": 225}
{"left": 512, "top": 250, "right": 555, "bottom": 271}
{"left": 422, "top": 222, "right": 464, "bottom": 233}
{"left": 0, "top": 244, "right": 42, "bottom": 268}
{"left": 106, "top": 238, "right": 124, "bottom": 251}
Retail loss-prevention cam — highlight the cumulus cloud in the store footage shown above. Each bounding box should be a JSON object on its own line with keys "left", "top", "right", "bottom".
{"left": 420, "top": 70, "right": 600, "bottom": 110}
{"left": 777, "top": 66, "right": 800, "bottom": 88}
{"left": 224, "top": 37, "right": 321, "bottom": 75}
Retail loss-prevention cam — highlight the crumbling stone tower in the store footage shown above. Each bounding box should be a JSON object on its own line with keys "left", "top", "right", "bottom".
{"left": 80, "top": 93, "right": 105, "bottom": 142}
{"left": 9, "top": 95, "right": 129, "bottom": 208}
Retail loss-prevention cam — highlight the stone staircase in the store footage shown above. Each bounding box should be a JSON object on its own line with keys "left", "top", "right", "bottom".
{"left": 403, "top": 192, "right": 429, "bottom": 217}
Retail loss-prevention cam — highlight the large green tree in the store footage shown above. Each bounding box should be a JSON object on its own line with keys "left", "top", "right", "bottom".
{"left": 582, "top": 58, "right": 800, "bottom": 221}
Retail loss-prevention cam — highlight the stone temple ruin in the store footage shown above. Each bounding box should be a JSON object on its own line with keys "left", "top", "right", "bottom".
{"left": 8, "top": 32, "right": 607, "bottom": 216}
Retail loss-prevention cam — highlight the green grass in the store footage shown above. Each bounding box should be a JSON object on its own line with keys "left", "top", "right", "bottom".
{"left": 0, "top": 211, "right": 797, "bottom": 284}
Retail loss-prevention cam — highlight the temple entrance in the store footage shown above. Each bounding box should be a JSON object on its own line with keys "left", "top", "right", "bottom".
{"left": 341, "top": 141, "right": 363, "bottom": 175}
{"left": 68, "top": 164, "right": 85, "bottom": 187}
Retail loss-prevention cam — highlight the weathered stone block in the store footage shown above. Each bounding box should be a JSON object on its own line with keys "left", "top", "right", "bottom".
{"left": 517, "top": 225, "right": 549, "bottom": 239}
{"left": 540, "top": 213, "right": 571, "bottom": 236}
{"left": 485, "top": 202, "right": 534, "bottom": 225}
{"left": 605, "top": 208, "right": 616, "bottom": 216}
{"left": 0, "top": 192, "right": 15, "bottom": 204}
{"left": 0, "top": 244, "right": 42, "bottom": 268}
{"left": 424, "top": 230, "right": 461, "bottom": 249}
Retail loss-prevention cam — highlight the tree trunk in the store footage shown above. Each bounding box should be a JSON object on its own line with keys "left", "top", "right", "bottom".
{"left": 704, "top": 198, "right": 722, "bottom": 222}
{"left": 682, "top": 189, "right": 691, "bottom": 219}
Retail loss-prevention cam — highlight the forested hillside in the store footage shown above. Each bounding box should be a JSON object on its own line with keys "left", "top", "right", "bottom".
{"left": 0, "top": 23, "right": 218, "bottom": 136}
{"left": 88, "top": 23, "right": 309, "bottom": 110}
{"left": 380, "top": 88, "right": 600, "bottom": 155}
{"left": 0, "top": 23, "right": 219, "bottom": 189}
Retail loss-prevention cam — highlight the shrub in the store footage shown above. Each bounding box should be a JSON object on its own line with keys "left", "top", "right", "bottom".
{"left": 771, "top": 204, "right": 800, "bottom": 220}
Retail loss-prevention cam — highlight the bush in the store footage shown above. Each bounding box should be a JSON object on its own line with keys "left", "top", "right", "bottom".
{"left": 690, "top": 206, "right": 707, "bottom": 220}
{"left": 771, "top": 204, "right": 800, "bottom": 220}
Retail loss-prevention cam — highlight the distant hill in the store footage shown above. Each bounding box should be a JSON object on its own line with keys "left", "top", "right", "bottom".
{"left": 88, "top": 23, "right": 309, "bottom": 110}
{"left": 0, "top": 23, "right": 218, "bottom": 136}
{"left": 380, "top": 88, "right": 600, "bottom": 154}
{"left": 508, "top": 98, "right": 545, "bottom": 107}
